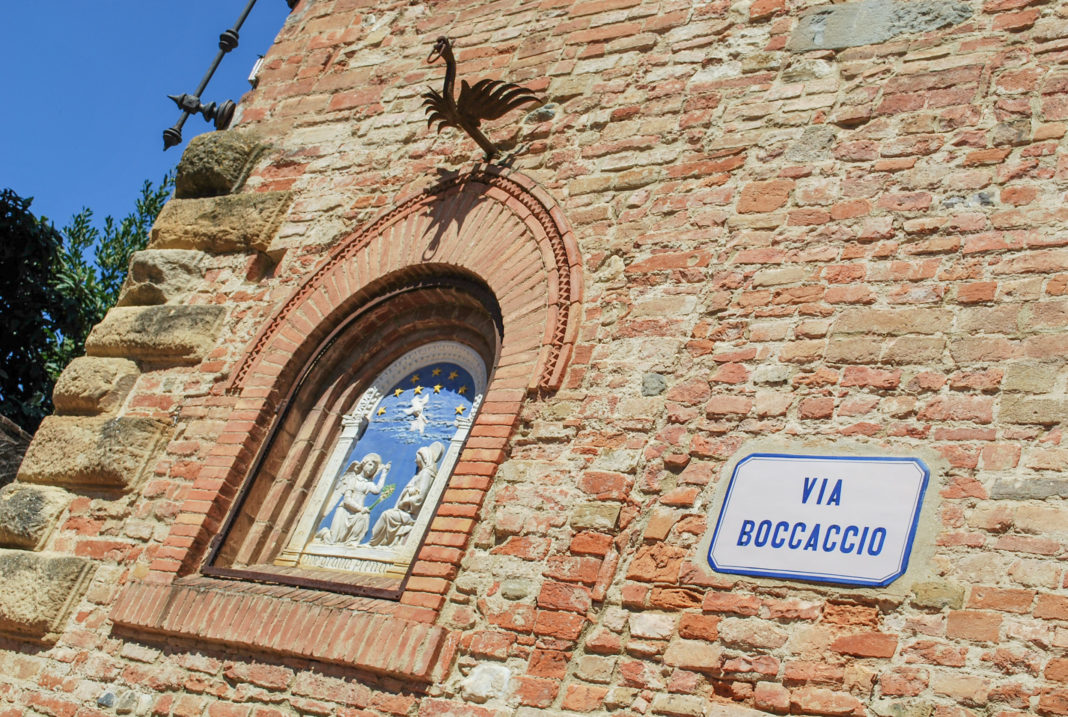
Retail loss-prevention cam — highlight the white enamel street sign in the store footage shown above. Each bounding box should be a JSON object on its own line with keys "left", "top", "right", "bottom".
{"left": 708, "top": 453, "right": 930, "bottom": 587}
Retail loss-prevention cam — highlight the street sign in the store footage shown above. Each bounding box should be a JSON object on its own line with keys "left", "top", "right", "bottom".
{"left": 708, "top": 453, "right": 930, "bottom": 587}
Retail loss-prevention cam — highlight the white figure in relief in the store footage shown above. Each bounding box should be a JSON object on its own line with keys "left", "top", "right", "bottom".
{"left": 404, "top": 393, "right": 431, "bottom": 434}
{"left": 368, "top": 441, "right": 444, "bottom": 548}
{"left": 315, "top": 453, "right": 391, "bottom": 546}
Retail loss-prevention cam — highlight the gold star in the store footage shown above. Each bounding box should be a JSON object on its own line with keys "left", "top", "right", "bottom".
{"left": 377, "top": 407, "right": 386, "bottom": 416}
{"left": 458, "top": 385, "right": 468, "bottom": 395}
{"left": 448, "top": 371, "right": 459, "bottom": 380}
{"left": 413, "top": 385, "right": 423, "bottom": 394}
{"left": 432, "top": 368, "right": 442, "bottom": 376}
{"left": 433, "top": 384, "right": 443, "bottom": 393}
{"left": 409, "top": 374, "right": 420, "bottom": 383}
{"left": 455, "top": 405, "right": 466, "bottom": 415}
{"left": 394, "top": 388, "right": 404, "bottom": 397}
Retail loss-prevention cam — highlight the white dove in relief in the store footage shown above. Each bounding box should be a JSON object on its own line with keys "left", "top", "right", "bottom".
{"left": 403, "top": 393, "right": 431, "bottom": 434}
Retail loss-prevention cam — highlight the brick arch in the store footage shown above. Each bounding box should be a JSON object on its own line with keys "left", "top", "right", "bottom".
{"left": 117, "top": 167, "right": 583, "bottom": 645}
{"left": 232, "top": 164, "right": 582, "bottom": 400}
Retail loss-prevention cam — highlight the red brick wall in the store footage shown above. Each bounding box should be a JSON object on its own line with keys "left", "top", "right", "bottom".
{"left": 5, "top": 0, "right": 1068, "bottom": 714}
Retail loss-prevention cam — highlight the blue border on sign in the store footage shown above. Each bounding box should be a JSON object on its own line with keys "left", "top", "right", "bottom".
{"left": 706, "top": 453, "right": 931, "bottom": 588}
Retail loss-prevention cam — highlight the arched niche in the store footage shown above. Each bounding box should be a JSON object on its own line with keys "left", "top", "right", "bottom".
{"left": 149, "top": 166, "right": 581, "bottom": 597}
{"left": 231, "top": 165, "right": 582, "bottom": 402}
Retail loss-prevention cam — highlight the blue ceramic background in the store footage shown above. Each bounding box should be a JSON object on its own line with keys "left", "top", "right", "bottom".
{"left": 316, "top": 362, "right": 476, "bottom": 544}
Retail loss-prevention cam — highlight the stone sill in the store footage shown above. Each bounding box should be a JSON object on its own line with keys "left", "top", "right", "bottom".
{"left": 111, "top": 577, "right": 457, "bottom": 681}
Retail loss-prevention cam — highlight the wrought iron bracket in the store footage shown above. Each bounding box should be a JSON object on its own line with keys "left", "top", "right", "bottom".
{"left": 162, "top": 0, "right": 294, "bottom": 150}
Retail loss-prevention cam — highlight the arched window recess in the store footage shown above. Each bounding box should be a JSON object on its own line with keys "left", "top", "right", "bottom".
{"left": 204, "top": 272, "right": 502, "bottom": 598}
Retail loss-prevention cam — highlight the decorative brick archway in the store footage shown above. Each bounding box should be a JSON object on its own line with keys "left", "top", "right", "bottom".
{"left": 234, "top": 165, "right": 581, "bottom": 397}
{"left": 112, "top": 165, "right": 581, "bottom": 678}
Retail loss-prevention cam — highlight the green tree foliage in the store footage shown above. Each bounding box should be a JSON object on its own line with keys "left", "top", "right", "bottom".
{"left": 0, "top": 190, "right": 84, "bottom": 432}
{"left": 0, "top": 175, "right": 174, "bottom": 432}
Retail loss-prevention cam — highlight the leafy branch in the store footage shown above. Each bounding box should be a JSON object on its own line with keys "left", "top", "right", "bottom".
{"left": 0, "top": 173, "right": 174, "bottom": 432}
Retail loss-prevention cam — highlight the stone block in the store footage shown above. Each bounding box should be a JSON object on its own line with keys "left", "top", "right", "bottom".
{"left": 0, "top": 549, "right": 94, "bottom": 642}
{"left": 149, "top": 191, "right": 293, "bottom": 254}
{"left": 990, "top": 476, "right": 1068, "bottom": 500}
{"left": 459, "top": 663, "right": 511, "bottom": 703}
{"left": 883, "top": 337, "right": 945, "bottom": 365}
{"left": 910, "top": 581, "right": 965, "bottom": 610}
{"left": 52, "top": 357, "right": 140, "bottom": 415}
{"left": 175, "top": 129, "right": 267, "bottom": 198}
{"left": 18, "top": 416, "right": 170, "bottom": 491}
{"left": 642, "top": 373, "right": 667, "bottom": 396}
{"left": 785, "top": 125, "right": 838, "bottom": 163}
{"left": 1000, "top": 396, "right": 1067, "bottom": 425}
{"left": 117, "top": 250, "right": 209, "bottom": 306}
{"left": 85, "top": 305, "right": 226, "bottom": 364}
{"left": 718, "top": 617, "right": 790, "bottom": 649}
{"left": 500, "top": 578, "right": 531, "bottom": 600}
{"left": 1003, "top": 362, "right": 1059, "bottom": 393}
{"left": 834, "top": 308, "right": 952, "bottom": 335}
{"left": 650, "top": 693, "right": 705, "bottom": 716}
{"left": 0, "top": 483, "right": 72, "bottom": 550}
{"left": 788, "top": 0, "right": 972, "bottom": 52}
{"left": 549, "top": 76, "right": 593, "bottom": 103}
{"left": 570, "top": 502, "right": 621, "bottom": 531}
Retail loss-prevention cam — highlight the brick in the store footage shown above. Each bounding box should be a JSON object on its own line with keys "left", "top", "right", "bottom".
{"left": 538, "top": 582, "right": 592, "bottom": 613}
{"left": 663, "top": 639, "right": 722, "bottom": 672}
{"left": 946, "top": 611, "right": 1002, "bottom": 642}
{"left": 968, "top": 587, "right": 1034, "bottom": 613}
{"left": 830, "top": 632, "right": 898, "bottom": 658}
{"left": 931, "top": 672, "right": 991, "bottom": 706}
{"left": 1049, "top": 659, "right": 1068, "bottom": 683}
{"left": 533, "top": 611, "right": 586, "bottom": 640}
{"left": 703, "top": 592, "right": 761, "bottom": 616}
{"left": 678, "top": 614, "right": 720, "bottom": 641}
{"left": 737, "top": 179, "right": 794, "bottom": 213}
{"left": 528, "top": 649, "right": 568, "bottom": 679}
{"left": 879, "top": 667, "right": 928, "bottom": 697}
{"left": 513, "top": 676, "right": 557, "bottom": 707}
{"left": 1039, "top": 690, "right": 1068, "bottom": 716}
{"left": 754, "top": 681, "right": 791, "bottom": 712}
{"left": 1036, "top": 595, "right": 1068, "bottom": 620}
{"left": 561, "top": 684, "right": 609, "bottom": 712}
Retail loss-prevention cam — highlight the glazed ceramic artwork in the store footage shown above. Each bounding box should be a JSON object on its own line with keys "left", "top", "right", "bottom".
{"left": 275, "top": 341, "right": 486, "bottom": 577}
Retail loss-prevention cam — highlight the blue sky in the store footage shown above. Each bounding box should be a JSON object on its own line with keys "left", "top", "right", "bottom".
{"left": 1, "top": 2, "right": 291, "bottom": 228}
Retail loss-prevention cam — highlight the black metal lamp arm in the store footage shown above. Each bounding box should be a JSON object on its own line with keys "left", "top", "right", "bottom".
{"left": 163, "top": 0, "right": 290, "bottom": 150}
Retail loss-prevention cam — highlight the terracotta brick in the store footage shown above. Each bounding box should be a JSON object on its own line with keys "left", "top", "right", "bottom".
{"left": 1036, "top": 595, "right": 1068, "bottom": 620}
{"left": 533, "top": 611, "right": 587, "bottom": 640}
{"left": 737, "top": 179, "right": 794, "bottom": 213}
{"left": 946, "top": 611, "right": 1003, "bottom": 642}
{"left": 969, "top": 587, "right": 1035, "bottom": 613}
{"left": 678, "top": 614, "right": 720, "bottom": 641}
{"left": 538, "top": 582, "right": 592, "bottom": 613}
{"left": 513, "top": 676, "right": 558, "bottom": 707}
{"left": 1039, "top": 690, "right": 1068, "bottom": 716}
{"left": 749, "top": 0, "right": 785, "bottom": 19}
{"left": 831, "top": 632, "right": 898, "bottom": 658}
{"left": 561, "top": 684, "right": 609, "bottom": 712}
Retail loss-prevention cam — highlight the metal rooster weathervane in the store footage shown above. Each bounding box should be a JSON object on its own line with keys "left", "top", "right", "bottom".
{"left": 422, "top": 36, "right": 542, "bottom": 162}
